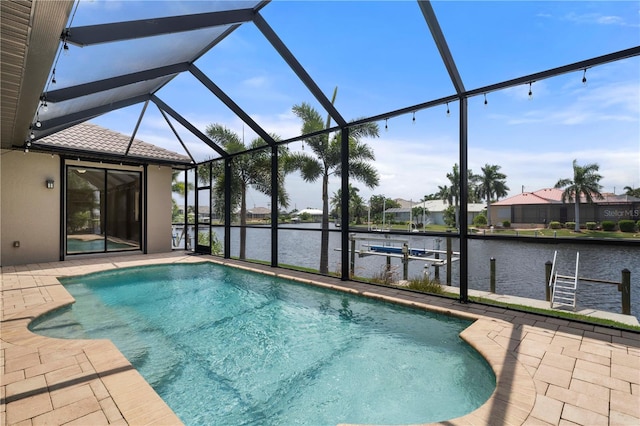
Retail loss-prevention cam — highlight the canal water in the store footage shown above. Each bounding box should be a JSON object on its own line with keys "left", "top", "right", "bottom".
{"left": 203, "top": 224, "right": 639, "bottom": 321}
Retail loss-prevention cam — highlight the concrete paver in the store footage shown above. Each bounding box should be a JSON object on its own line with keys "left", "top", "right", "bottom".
{"left": 2, "top": 252, "right": 639, "bottom": 425}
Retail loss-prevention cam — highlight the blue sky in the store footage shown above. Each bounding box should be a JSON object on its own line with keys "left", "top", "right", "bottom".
{"left": 61, "top": 1, "right": 639, "bottom": 210}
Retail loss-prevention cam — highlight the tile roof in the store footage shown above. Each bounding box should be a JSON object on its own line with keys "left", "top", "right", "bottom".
{"left": 597, "top": 193, "right": 640, "bottom": 203}
{"left": 531, "top": 187, "right": 564, "bottom": 201}
{"left": 493, "top": 188, "right": 640, "bottom": 206}
{"left": 492, "top": 192, "right": 560, "bottom": 206}
{"left": 36, "top": 122, "right": 192, "bottom": 164}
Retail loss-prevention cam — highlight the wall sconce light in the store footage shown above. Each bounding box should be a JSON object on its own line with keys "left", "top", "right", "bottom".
{"left": 46, "top": 179, "right": 54, "bottom": 189}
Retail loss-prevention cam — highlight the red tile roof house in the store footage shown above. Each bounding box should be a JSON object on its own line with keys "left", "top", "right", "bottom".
{"left": 489, "top": 188, "right": 640, "bottom": 228}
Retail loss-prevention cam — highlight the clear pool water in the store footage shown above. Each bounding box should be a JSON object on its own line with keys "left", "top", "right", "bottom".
{"left": 30, "top": 263, "right": 495, "bottom": 425}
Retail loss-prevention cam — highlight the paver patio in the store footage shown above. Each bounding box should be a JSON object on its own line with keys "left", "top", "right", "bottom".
{"left": 1, "top": 252, "right": 638, "bottom": 425}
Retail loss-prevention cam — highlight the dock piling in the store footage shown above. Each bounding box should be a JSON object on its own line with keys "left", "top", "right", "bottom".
{"left": 621, "top": 269, "right": 631, "bottom": 315}
{"left": 446, "top": 235, "right": 452, "bottom": 286}
{"left": 545, "top": 260, "right": 552, "bottom": 302}
{"left": 490, "top": 257, "right": 496, "bottom": 293}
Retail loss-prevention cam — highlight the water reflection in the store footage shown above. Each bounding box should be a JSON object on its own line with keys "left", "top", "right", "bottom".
{"left": 194, "top": 224, "right": 639, "bottom": 320}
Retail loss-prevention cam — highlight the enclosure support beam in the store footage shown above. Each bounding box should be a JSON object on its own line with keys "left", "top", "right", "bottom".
{"left": 59, "top": 156, "right": 65, "bottom": 261}
{"left": 152, "top": 95, "right": 228, "bottom": 158}
{"left": 64, "top": 9, "right": 256, "bottom": 46}
{"left": 420, "top": 0, "right": 469, "bottom": 302}
{"left": 125, "top": 100, "right": 149, "bottom": 156}
{"left": 271, "top": 145, "right": 279, "bottom": 267}
{"left": 184, "top": 169, "right": 189, "bottom": 251}
{"left": 418, "top": 0, "right": 465, "bottom": 95}
{"left": 459, "top": 98, "right": 469, "bottom": 303}
{"left": 341, "top": 127, "right": 350, "bottom": 281}
{"left": 253, "top": 12, "right": 347, "bottom": 128}
{"left": 190, "top": 64, "right": 276, "bottom": 146}
{"left": 143, "top": 164, "right": 149, "bottom": 254}
{"left": 224, "top": 158, "right": 232, "bottom": 259}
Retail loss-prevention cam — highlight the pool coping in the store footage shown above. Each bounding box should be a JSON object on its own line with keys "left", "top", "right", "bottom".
{"left": 2, "top": 252, "right": 639, "bottom": 425}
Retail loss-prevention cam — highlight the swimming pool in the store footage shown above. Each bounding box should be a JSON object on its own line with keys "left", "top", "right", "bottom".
{"left": 30, "top": 262, "right": 495, "bottom": 425}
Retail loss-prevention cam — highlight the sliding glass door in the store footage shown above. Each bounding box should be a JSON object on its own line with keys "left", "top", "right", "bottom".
{"left": 66, "top": 166, "right": 141, "bottom": 254}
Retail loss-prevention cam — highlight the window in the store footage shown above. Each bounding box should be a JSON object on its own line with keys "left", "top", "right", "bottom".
{"left": 66, "top": 166, "right": 141, "bottom": 254}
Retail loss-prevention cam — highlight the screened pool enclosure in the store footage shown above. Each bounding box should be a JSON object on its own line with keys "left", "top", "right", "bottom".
{"left": 11, "top": 0, "right": 640, "bottom": 303}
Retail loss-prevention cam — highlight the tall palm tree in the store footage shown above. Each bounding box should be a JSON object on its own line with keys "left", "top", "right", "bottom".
{"left": 444, "top": 164, "right": 480, "bottom": 228}
{"left": 204, "top": 124, "right": 289, "bottom": 259}
{"left": 445, "top": 165, "right": 461, "bottom": 228}
{"left": 554, "top": 159, "right": 603, "bottom": 232}
{"left": 476, "top": 164, "right": 509, "bottom": 225}
{"left": 286, "top": 88, "right": 379, "bottom": 274}
{"left": 171, "top": 170, "right": 194, "bottom": 222}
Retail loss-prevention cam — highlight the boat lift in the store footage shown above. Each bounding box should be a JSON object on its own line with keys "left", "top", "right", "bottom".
{"left": 337, "top": 234, "right": 460, "bottom": 282}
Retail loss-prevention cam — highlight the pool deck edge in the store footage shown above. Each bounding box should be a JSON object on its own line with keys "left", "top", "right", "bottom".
{"left": 2, "top": 252, "right": 639, "bottom": 426}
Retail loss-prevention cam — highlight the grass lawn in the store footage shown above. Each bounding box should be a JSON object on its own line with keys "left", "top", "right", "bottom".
{"left": 472, "top": 227, "right": 640, "bottom": 240}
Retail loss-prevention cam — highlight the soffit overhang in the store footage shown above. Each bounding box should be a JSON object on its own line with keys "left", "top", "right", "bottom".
{"left": 1, "top": 0, "right": 74, "bottom": 149}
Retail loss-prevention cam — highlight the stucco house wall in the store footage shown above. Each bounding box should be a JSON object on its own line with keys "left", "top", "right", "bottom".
{"left": 1, "top": 150, "right": 60, "bottom": 266}
{"left": 1, "top": 150, "right": 173, "bottom": 266}
{"left": 146, "top": 165, "right": 173, "bottom": 254}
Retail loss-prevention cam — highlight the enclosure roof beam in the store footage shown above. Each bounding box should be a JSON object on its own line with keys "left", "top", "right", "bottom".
{"left": 189, "top": 64, "right": 276, "bottom": 146}
{"left": 418, "top": 0, "right": 465, "bottom": 95}
{"left": 151, "top": 94, "right": 228, "bottom": 158}
{"left": 45, "top": 63, "right": 190, "bottom": 102}
{"left": 158, "top": 107, "right": 196, "bottom": 164}
{"left": 253, "top": 12, "right": 348, "bottom": 128}
{"left": 322, "top": 45, "right": 640, "bottom": 128}
{"left": 466, "top": 45, "right": 640, "bottom": 97}
{"left": 64, "top": 8, "right": 258, "bottom": 46}
{"left": 34, "top": 94, "right": 151, "bottom": 140}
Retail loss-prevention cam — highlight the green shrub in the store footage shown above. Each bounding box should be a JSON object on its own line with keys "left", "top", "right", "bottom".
{"left": 502, "top": 220, "right": 511, "bottom": 228}
{"left": 586, "top": 222, "right": 597, "bottom": 230}
{"left": 565, "top": 222, "right": 575, "bottom": 229}
{"left": 406, "top": 275, "right": 444, "bottom": 294}
{"left": 549, "top": 221, "right": 562, "bottom": 229}
{"left": 473, "top": 215, "right": 487, "bottom": 226}
{"left": 197, "top": 232, "right": 223, "bottom": 255}
{"left": 618, "top": 220, "right": 636, "bottom": 233}
{"left": 602, "top": 220, "right": 616, "bottom": 231}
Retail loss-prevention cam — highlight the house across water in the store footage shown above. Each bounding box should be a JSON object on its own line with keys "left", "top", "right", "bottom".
{"left": 489, "top": 187, "right": 640, "bottom": 226}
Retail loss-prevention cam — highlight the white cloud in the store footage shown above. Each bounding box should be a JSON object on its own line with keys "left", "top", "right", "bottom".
{"left": 469, "top": 147, "right": 640, "bottom": 197}
{"left": 562, "top": 12, "right": 638, "bottom": 27}
{"left": 243, "top": 76, "right": 268, "bottom": 89}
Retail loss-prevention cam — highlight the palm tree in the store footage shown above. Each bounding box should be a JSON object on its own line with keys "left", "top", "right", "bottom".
{"left": 476, "top": 164, "right": 509, "bottom": 225}
{"left": 554, "top": 159, "right": 603, "bottom": 232}
{"left": 204, "top": 124, "right": 289, "bottom": 259}
{"left": 444, "top": 164, "right": 481, "bottom": 228}
{"left": 411, "top": 205, "right": 430, "bottom": 229}
{"left": 437, "top": 185, "right": 452, "bottom": 205}
{"left": 623, "top": 186, "right": 640, "bottom": 198}
{"left": 351, "top": 192, "right": 366, "bottom": 225}
{"left": 331, "top": 185, "right": 366, "bottom": 224}
{"left": 286, "top": 88, "right": 379, "bottom": 274}
{"left": 445, "top": 165, "right": 461, "bottom": 228}
{"left": 171, "top": 170, "right": 194, "bottom": 222}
